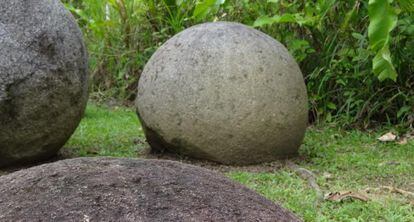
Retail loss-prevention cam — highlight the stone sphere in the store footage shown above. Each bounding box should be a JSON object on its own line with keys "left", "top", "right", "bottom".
{"left": 0, "top": 0, "right": 88, "bottom": 167}
{"left": 136, "top": 22, "right": 308, "bottom": 165}
{"left": 0, "top": 157, "right": 301, "bottom": 221}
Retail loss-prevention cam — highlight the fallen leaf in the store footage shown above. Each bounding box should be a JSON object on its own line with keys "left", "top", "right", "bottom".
{"left": 397, "top": 137, "right": 408, "bottom": 145}
{"left": 378, "top": 132, "right": 397, "bottom": 142}
{"left": 324, "top": 191, "right": 370, "bottom": 202}
{"left": 397, "top": 130, "right": 414, "bottom": 145}
{"left": 379, "top": 186, "right": 414, "bottom": 198}
{"left": 364, "top": 186, "right": 414, "bottom": 198}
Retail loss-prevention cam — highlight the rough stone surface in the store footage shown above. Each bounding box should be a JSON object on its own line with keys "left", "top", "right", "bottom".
{"left": 136, "top": 22, "right": 308, "bottom": 165}
{"left": 0, "top": 157, "right": 301, "bottom": 222}
{"left": 0, "top": 0, "right": 88, "bottom": 167}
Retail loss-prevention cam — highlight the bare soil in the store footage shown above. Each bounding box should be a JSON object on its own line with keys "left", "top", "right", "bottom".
{"left": 143, "top": 147, "right": 306, "bottom": 173}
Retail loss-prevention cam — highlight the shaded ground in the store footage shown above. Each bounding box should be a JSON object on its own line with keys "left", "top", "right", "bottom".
{"left": 0, "top": 154, "right": 67, "bottom": 176}
{"left": 1, "top": 103, "right": 413, "bottom": 221}
{"left": 143, "top": 150, "right": 299, "bottom": 173}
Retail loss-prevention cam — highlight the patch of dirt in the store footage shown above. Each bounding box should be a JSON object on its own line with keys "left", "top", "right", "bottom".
{"left": 0, "top": 157, "right": 301, "bottom": 222}
{"left": 142, "top": 148, "right": 306, "bottom": 173}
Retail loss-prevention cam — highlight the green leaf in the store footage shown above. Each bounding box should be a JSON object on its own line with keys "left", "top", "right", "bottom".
{"left": 176, "top": 0, "right": 184, "bottom": 6}
{"left": 372, "top": 46, "right": 398, "bottom": 81}
{"left": 193, "top": 0, "right": 225, "bottom": 21}
{"left": 351, "top": 32, "right": 365, "bottom": 41}
{"left": 276, "top": 14, "right": 297, "bottom": 23}
{"left": 253, "top": 14, "right": 300, "bottom": 27}
{"left": 327, "top": 102, "right": 337, "bottom": 110}
{"left": 397, "top": 106, "right": 411, "bottom": 118}
{"left": 368, "top": 0, "right": 399, "bottom": 81}
{"left": 253, "top": 16, "right": 275, "bottom": 27}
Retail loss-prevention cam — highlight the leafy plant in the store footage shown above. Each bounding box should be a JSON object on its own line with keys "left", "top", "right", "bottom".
{"left": 368, "top": 0, "right": 398, "bottom": 81}
{"left": 63, "top": 0, "right": 413, "bottom": 128}
{"left": 248, "top": 0, "right": 413, "bottom": 127}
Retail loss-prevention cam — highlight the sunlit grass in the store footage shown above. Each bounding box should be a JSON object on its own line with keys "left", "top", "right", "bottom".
{"left": 63, "top": 103, "right": 145, "bottom": 157}
{"left": 63, "top": 104, "right": 414, "bottom": 221}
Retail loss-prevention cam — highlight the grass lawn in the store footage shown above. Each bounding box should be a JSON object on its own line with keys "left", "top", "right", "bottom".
{"left": 61, "top": 104, "right": 414, "bottom": 221}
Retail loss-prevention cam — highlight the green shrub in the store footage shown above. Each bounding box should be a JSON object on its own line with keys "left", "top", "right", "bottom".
{"left": 63, "top": 0, "right": 413, "bottom": 128}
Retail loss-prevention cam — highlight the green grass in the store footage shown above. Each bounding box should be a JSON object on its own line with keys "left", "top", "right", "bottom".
{"left": 229, "top": 127, "right": 414, "bottom": 221}
{"left": 64, "top": 104, "right": 145, "bottom": 157}
{"left": 64, "top": 104, "right": 414, "bottom": 222}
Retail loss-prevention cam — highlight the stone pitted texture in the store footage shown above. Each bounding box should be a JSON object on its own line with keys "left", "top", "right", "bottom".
{"left": 0, "top": 157, "right": 301, "bottom": 222}
{"left": 0, "top": 0, "right": 88, "bottom": 167}
{"left": 136, "top": 22, "right": 308, "bottom": 165}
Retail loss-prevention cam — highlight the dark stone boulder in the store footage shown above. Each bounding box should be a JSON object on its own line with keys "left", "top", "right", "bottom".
{"left": 0, "top": 0, "right": 88, "bottom": 167}
{"left": 136, "top": 22, "right": 308, "bottom": 165}
{"left": 0, "top": 157, "right": 301, "bottom": 222}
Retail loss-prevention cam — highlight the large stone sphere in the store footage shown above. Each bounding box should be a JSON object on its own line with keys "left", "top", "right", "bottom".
{"left": 0, "top": 157, "right": 301, "bottom": 221}
{"left": 0, "top": 0, "right": 88, "bottom": 167}
{"left": 136, "top": 22, "right": 308, "bottom": 165}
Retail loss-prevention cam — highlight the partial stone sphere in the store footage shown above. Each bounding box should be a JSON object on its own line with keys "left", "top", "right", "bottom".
{"left": 0, "top": 0, "right": 88, "bottom": 167}
{"left": 136, "top": 22, "right": 308, "bottom": 165}
{"left": 0, "top": 157, "right": 301, "bottom": 221}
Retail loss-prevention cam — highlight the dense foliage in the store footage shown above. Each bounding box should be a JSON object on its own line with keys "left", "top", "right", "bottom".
{"left": 63, "top": 0, "right": 413, "bottom": 128}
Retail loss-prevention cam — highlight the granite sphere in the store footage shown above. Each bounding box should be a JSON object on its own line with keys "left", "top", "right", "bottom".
{"left": 136, "top": 22, "right": 308, "bottom": 165}
{"left": 0, "top": 157, "right": 301, "bottom": 221}
{"left": 0, "top": 0, "right": 88, "bottom": 167}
